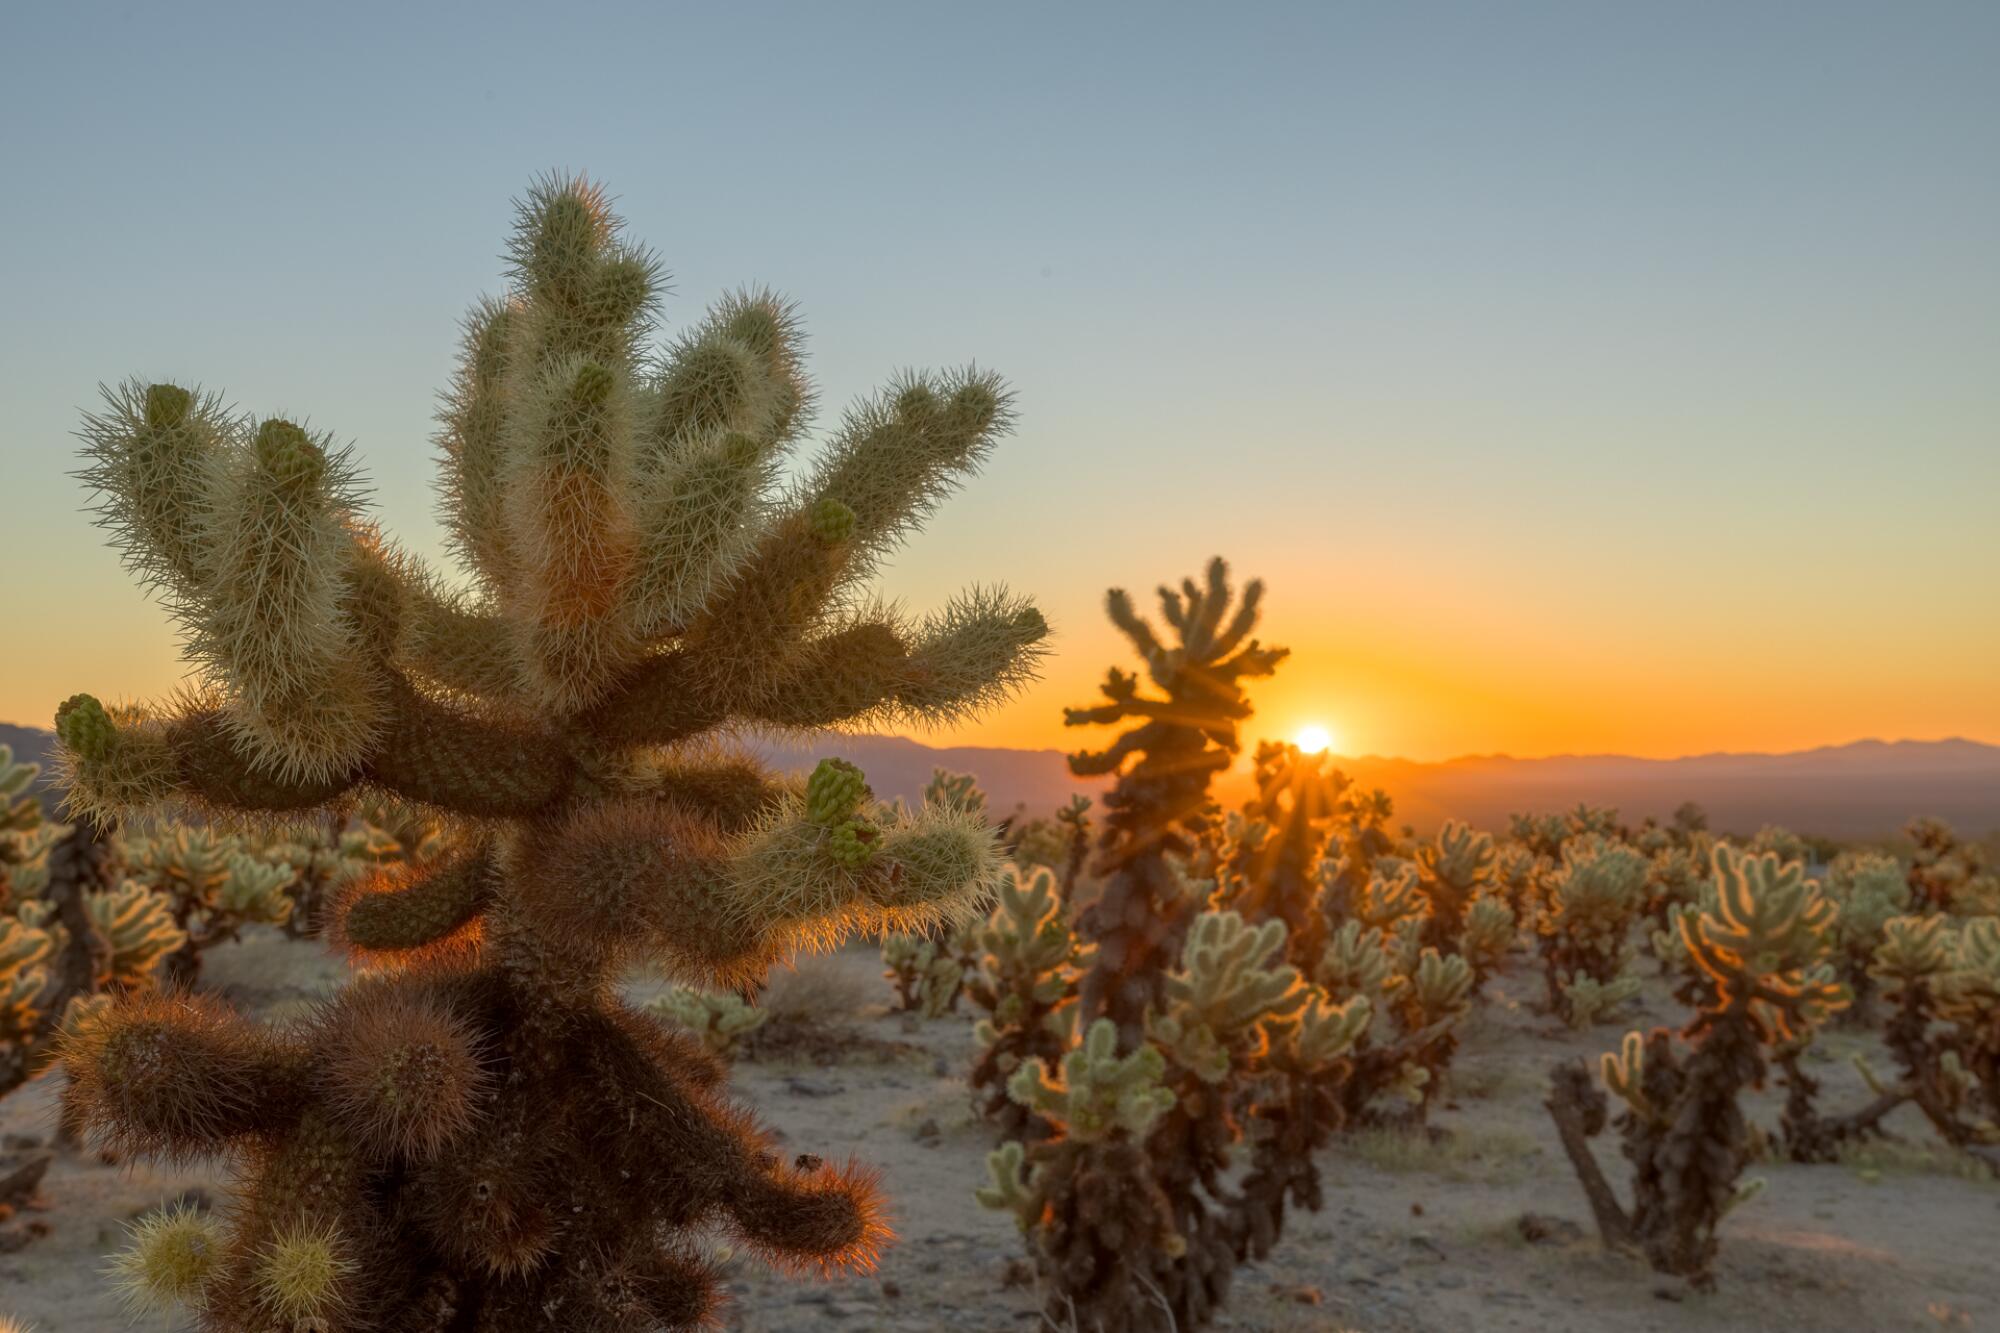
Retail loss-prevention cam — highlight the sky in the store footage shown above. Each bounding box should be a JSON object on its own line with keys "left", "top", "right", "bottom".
{"left": 2, "top": 2, "right": 1996, "bottom": 762}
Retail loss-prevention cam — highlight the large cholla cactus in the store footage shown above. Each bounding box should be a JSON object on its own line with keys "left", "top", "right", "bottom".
{"left": 54, "top": 176, "right": 1045, "bottom": 1331}
{"left": 1547, "top": 847, "right": 1846, "bottom": 1287}
{"left": 1066, "top": 558, "right": 1285, "bottom": 1050}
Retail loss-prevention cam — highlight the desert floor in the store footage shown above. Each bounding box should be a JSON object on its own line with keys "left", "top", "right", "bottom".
{"left": 1, "top": 934, "right": 1995, "bottom": 1333}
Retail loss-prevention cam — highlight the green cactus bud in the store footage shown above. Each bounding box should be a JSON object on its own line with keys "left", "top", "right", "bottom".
{"left": 828, "top": 818, "right": 879, "bottom": 870}
{"left": 56, "top": 693, "right": 115, "bottom": 763}
{"left": 144, "top": 383, "right": 191, "bottom": 430}
{"left": 252, "top": 418, "right": 326, "bottom": 492}
{"left": 809, "top": 497, "right": 856, "bottom": 545}
{"left": 805, "top": 758, "right": 870, "bottom": 827}
{"left": 572, "top": 360, "right": 615, "bottom": 407}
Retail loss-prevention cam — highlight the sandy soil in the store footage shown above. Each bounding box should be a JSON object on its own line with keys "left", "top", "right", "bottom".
{"left": 1, "top": 933, "right": 1994, "bottom": 1333}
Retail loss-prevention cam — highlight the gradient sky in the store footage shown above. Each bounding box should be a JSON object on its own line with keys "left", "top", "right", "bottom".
{"left": 3, "top": 2, "right": 1996, "bottom": 761}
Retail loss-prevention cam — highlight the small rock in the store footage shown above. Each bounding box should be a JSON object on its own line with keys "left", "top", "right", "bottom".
{"left": 913, "top": 1118, "right": 941, "bottom": 1145}
{"left": 1, "top": 1135, "right": 40, "bottom": 1152}
{"left": 880, "top": 1278, "right": 901, "bottom": 1300}
{"left": 1287, "top": 1285, "right": 1324, "bottom": 1306}
{"left": 1516, "top": 1212, "right": 1584, "bottom": 1246}
{"left": 784, "top": 1076, "right": 846, "bottom": 1098}
{"left": 1410, "top": 1200, "right": 1425, "bottom": 1217}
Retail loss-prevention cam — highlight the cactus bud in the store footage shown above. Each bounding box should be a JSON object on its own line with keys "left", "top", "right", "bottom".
{"left": 805, "top": 759, "right": 869, "bottom": 827}
{"left": 571, "top": 360, "right": 615, "bottom": 407}
{"left": 144, "top": 383, "right": 191, "bottom": 430}
{"left": 828, "top": 819, "right": 879, "bottom": 870}
{"left": 56, "top": 693, "right": 115, "bottom": 762}
{"left": 252, "top": 418, "right": 325, "bottom": 492}
{"left": 808, "top": 498, "right": 856, "bottom": 546}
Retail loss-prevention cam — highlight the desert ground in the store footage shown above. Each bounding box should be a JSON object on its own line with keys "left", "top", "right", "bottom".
{"left": 0, "top": 933, "right": 1993, "bottom": 1333}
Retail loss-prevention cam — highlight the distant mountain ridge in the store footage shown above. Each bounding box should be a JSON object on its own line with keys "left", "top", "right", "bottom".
{"left": 4, "top": 722, "right": 1994, "bottom": 839}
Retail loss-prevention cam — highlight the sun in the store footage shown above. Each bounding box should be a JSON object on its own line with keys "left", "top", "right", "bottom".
{"left": 1294, "top": 724, "right": 1334, "bottom": 754}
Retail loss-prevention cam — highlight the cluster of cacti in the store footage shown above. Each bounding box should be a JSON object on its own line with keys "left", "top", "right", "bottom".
{"left": 980, "top": 909, "right": 1368, "bottom": 1331}
{"left": 1821, "top": 851, "right": 1912, "bottom": 1021}
{"left": 981, "top": 562, "right": 1435, "bottom": 1330}
{"left": 646, "top": 985, "right": 768, "bottom": 1060}
{"left": 1533, "top": 835, "right": 1651, "bottom": 1027}
{"left": 1905, "top": 816, "right": 2000, "bottom": 915}
{"left": 1213, "top": 741, "right": 1348, "bottom": 964}
{"left": 1007, "top": 793, "right": 1092, "bottom": 900}
{"left": 880, "top": 924, "right": 975, "bottom": 1019}
{"left": 1, "top": 748, "right": 185, "bottom": 1104}
{"left": 120, "top": 824, "right": 294, "bottom": 983}
{"left": 53, "top": 175, "right": 1045, "bottom": 1330}
{"left": 1547, "top": 846, "right": 1847, "bottom": 1286}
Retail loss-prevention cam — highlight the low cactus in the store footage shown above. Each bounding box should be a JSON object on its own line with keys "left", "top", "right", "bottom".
{"left": 967, "top": 863, "right": 1079, "bottom": 1140}
{"left": 1414, "top": 820, "right": 1496, "bottom": 953}
{"left": 880, "top": 929, "right": 970, "bottom": 1019}
{"left": 647, "top": 986, "right": 768, "bottom": 1059}
{"left": 122, "top": 826, "right": 293, "bottom": 983}
{"left": 1535, "top": 835, "right": 1649, "bottom": 1026}
{"left": 1547, "top": 847, "right": 1847, "bottom": 1287}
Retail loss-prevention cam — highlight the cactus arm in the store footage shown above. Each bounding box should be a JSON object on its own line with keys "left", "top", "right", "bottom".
{"left": 62, "top": 991, "right": 307, "bottom": 1160}
{"left": 329, "top": 848, "right": 495, "bottom": 961}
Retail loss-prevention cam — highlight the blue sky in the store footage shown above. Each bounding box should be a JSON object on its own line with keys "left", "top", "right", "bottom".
{"left": 4, "top": 2, "right": 1996, "bottom": 758}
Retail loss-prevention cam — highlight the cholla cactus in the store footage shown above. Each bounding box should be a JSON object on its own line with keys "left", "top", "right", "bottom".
{"left": 647, "top": 986, "right": 767, "bottom": 1060}
{"left": 1905, "top": 816, "right": 1999, "bottom": 915}
{"left": 984, "top": 912, "right": 1367, "bottom": 1331}
{"left": 1461, "top": 892, "right": 1516, "bottom": 986}
{"left": 123, "top": 827, "right": 293, "bottom": 983}
{"left": 922, "top": 768, "right": 986, "bottom": 819}
{"left": 57, "top": 176, "right": 1044, "bottom": 1328}
{"left": 880, "top": 929, "right": 968, "bottom": 1018}
{"left": 1491, "top": 842, "right": 1544, "bottom": 918}
{"left": 1860, "top": 916, "right": 2000, "bottom": 1166}
{"left": 1413, "top": 820, "right": 1495, "bottom": 953}
{"left": 1218, "top": 742, "right": 1348, "bottom": 967}
{"left": 0, "top": 747, "right": 44, "bottom": 890}
{"left": 1066, "top": 558, "right": 1284, "bottom": 1051}
{"left": 967, "top": 863, "right": 1078, "bottom": 1140}
{"left": 1821, "top": 852, "right": 1911, "bottom": 1021}
{"left": 1508, "top": 812, "right": 1569, "bottom": 861}
{"left": 1536, "top": 835, "right": 1649, "bottom": 1026}
{"left": 1548, "top": 846, "right": 1847, "bottom": 1287}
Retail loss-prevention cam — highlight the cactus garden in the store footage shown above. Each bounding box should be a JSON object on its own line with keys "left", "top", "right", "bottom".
{"left": 6, "top": 6, "right": 2000, "bottom": 1328}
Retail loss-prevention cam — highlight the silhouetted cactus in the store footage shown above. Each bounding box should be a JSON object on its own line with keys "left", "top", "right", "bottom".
{"left": 1547, "top": 846, "right": 1847, "bottom": 1287}
{"left": 1066, "top": 558, "right": 1284, "bottom": 1051}
{"left": 57, "top": 176, "right": 1044, "bottom": 1329}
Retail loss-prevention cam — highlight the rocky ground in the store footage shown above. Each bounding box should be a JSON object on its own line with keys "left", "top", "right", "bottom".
{"left": 0, "top": 934, "right": 1994, "bottom": 1332}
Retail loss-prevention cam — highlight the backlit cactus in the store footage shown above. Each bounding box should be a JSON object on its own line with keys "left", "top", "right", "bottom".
{"left": 1548, "top": 846, "right": 1847, "bottom": 1287}
{"left": 1065, "top": 558, "right": 1285, "bottom": 1050}
{"left": 57, "top": 176, "right": 1044, "bottom": 1330}
{"left": 967, "top": 862, "right": 1078, "bottom": 1140}
{"left": 1535, "top": 835, "right": 1649, "bottom": 1026}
